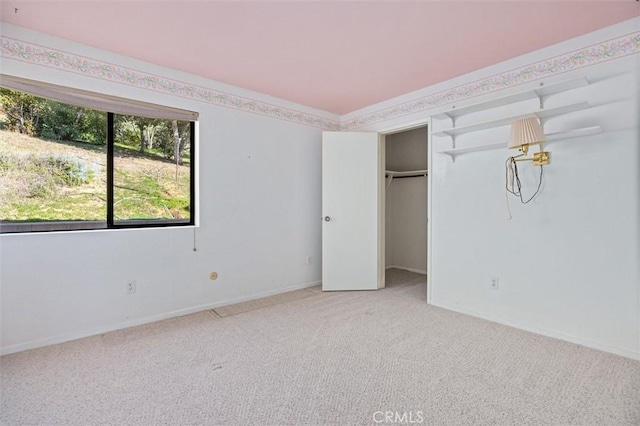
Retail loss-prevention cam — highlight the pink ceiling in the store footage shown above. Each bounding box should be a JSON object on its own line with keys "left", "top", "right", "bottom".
{"left": 1, "top": 1, "right": 638, "bottom": 115}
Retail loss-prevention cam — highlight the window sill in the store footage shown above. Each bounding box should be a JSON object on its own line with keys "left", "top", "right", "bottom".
{"left": 0, "top": 220, "right": 194, "bottom": 235}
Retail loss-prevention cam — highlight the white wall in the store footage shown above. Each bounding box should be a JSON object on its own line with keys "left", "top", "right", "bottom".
{"left": 385, "top": 127, "right": 428, "bottom": 171}
{"left": 385, "top": 127, "right": 428, "bottom": 273}
{"left": 353, "top": 20, "right": 640, "bottom": 359}
{"left": 0, "top": 24, "right": 335, "bottom": 354}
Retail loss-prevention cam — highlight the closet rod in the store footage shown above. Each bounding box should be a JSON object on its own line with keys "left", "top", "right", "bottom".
{"left": 386, "top": 174, "right": 428, "bottom": 179}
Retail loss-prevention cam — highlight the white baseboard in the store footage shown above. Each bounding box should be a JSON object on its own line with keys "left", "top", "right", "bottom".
{"left": 386, "top": 265, "right": 427, "bottom": 275}
{"left": 431, "top": 301, "right": 640, "bottom": 361}
{"left": 1, "top": 280, "right": 322, "bottom": 356}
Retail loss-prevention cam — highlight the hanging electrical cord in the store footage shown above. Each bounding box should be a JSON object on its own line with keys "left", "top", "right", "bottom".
{"left": 505, "top": 156, "right": 544, "bottom": 204}
{"left": 505, "top": 185, "right": 513, "bottom": 220}
{"left": 193, "top": 227, "right": 197, "bottom": 252}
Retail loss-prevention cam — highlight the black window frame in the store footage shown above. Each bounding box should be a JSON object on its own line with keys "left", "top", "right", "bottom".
{"left": 0, "top": 113, "right": 196, "bottom": 234}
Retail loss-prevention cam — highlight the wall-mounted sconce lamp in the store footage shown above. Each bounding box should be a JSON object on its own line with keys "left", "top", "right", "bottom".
{"left": 508, "top": 116, "right": 549, "bottom": 165}
{"left": 505, "top": 116, "right": 548, "bottom": 208}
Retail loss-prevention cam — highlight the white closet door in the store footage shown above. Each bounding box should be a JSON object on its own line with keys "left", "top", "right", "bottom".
{"left": 322, "top": 131, "right": 383, "bottom": 291}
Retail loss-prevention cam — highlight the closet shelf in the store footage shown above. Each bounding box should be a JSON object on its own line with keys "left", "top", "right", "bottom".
{"left": 385, "top": 170, "right": 428, "bottom": 191}
{"left": 433, "top": 77, "right": 589, "bottom": 121}
{"left": 437, "top": 126, "right": 602, "bottom": 158}
{"left": 432, "top": 102, "right": 590, "bottom": 138}
{"left": 385, "top": 170, "right": 428, "bottom": 178}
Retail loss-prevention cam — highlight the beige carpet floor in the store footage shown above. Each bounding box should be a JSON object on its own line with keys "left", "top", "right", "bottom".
{"left": 1, "top": 269, "right": 639, "bottom": 425}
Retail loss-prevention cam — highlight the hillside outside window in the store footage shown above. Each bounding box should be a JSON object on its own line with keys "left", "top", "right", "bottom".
{"left": 0, "top": 76, "right": 196, "bottom": 233}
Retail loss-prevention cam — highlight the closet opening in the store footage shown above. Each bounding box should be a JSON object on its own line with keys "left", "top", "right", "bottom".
{"left": 382, "top": 125, "right": 429, "bottom": 294}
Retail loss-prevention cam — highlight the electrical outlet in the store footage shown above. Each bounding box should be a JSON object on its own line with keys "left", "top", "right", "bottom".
{"left": 127, "top": 280, "right": 136, "bottom": 294}
{"left": 305, "top": 256, "right": 312, "bottom": 265}
{"left": 489, "top": 277, "right": 499, "bottom": 290}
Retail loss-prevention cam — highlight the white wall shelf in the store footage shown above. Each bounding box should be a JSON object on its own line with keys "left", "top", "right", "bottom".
{"left": 432, "top": 75, "right": 596, "bottom": 160}
{"left": 432, "top": 101, "right": 590, "bottom": 138}
{"left": 437, "top": 126, "right": 602, "bottom": 158}
{"left": 433, "top": 77, "right": 589, "bottom": 123}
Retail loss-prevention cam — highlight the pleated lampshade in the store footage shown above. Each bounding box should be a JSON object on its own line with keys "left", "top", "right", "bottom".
{"left": 508, "top": 116, "right": 546, "bottom": 149}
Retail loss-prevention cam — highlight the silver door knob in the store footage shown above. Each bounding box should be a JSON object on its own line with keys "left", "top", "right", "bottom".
{"left": 324, "top": 216, "right": 331, "bottom": 222}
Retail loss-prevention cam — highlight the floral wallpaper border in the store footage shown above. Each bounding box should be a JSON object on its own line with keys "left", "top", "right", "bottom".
{"left": 0, "top": 36, "right": 342, "bottom": 131}
{"left": 1, "top": 31, "right": 638, "bottom": 132}
{"left": 341, "top": 31, "right": 640, "bottom": 131}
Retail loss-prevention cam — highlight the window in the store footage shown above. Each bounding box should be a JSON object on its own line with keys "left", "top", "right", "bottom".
{"left": 0, "top": 80, "right": 196, "bottom": 233}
